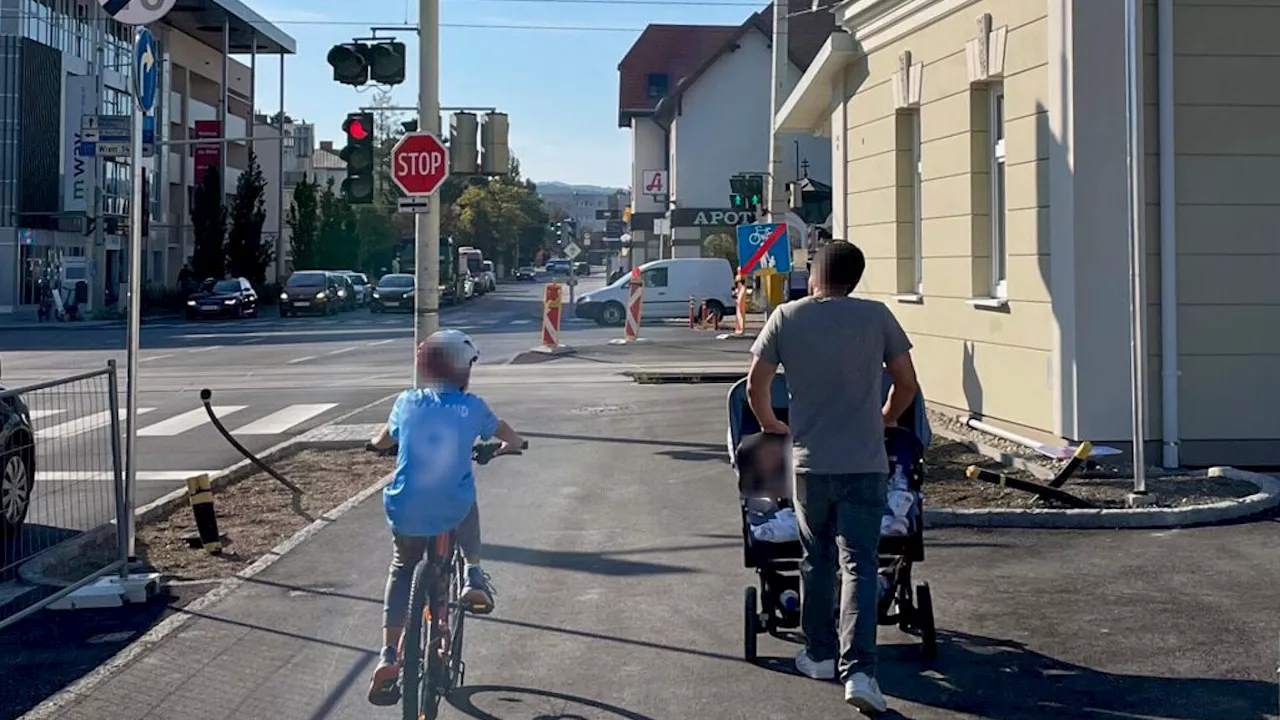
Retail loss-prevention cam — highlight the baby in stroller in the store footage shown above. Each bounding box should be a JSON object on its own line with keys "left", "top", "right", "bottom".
{"left": 729, "top": 374, "right": 939, "bottom": 670}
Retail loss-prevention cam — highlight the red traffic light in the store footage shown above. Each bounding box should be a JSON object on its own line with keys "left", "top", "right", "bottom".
{"left": 344, "top": 115, "right": 370, "bottom": 141}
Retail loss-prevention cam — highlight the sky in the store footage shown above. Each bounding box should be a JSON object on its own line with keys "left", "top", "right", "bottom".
{"left": 238, "top": 0, "right": 762, "bottom": 188}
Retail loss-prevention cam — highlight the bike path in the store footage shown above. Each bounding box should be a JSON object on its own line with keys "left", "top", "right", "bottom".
{"left": 31, "top": 381, "right": 1280, "bottom": 720}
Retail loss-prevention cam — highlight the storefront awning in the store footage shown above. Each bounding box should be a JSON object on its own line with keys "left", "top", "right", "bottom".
{"left": 167, "top": 0, "right": 296, "bottom": 54}
{"left": 774, "top": 32, "right": 856, "bottom": 136}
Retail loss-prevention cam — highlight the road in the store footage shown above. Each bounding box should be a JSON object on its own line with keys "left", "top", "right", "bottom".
{"left": 5, "top": 377, "right": 1278, "bottom": 720}
{"left": 0, "top": 272, "right": 708, "bottom": 546}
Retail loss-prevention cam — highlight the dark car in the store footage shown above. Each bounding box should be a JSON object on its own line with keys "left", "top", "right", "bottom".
{"left": 186, "top": 277, "right": 258, "bottom": 320}
{"left": 546, "top": 259, "right": 570, "bottom": 275}
{"left": 515, "top": 266, "right": 536, "bottom": 281}
{"left": 280, "top": 271, "right": 340, "bottom": 317}
{"left": 0, "top": 360, "right": 35, "bottom": 546}
{"left": 331, "top": 273, "right": 357, "bottom": 311}
{"left": 370, "top": 273, "right": 414, "bottom": 313}
{"left": 574, "top": 261, "right": 590, "bottom": 276}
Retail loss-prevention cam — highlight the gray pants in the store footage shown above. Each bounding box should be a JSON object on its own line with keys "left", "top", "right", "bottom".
{"left": 382, "top": 502, "right": 482, "bottom": 628}
{"left": 794, "top": 472, "right": 887, "bottom": 680}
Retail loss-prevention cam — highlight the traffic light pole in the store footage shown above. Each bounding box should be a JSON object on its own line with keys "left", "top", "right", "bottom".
{"left": 413, "top": 0, "right": 442, "bottom": 386}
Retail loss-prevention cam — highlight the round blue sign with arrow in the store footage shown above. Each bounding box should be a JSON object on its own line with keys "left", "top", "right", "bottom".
{"left": 133, "top": 27, "right": 159, "bottom": 113}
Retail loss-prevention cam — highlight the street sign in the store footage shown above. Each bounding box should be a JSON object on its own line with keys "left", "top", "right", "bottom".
{"left": 100, "top": 0, "right": 177, "bottom": 25}
{"left": 563, "top": 242, "right": 582, "bottom": 260}
{"left": 641, "top": 169, "right": 667, "bottom": 196}
{"left": 391, "top": 132, "right": 450, "bottom": 196}
{"left": 397, "top": 197, "right": 430, "bottom": 214}
{"left": 79, "top": 114, "right": 154, "bottom": 156}
{"left": 735, "top": 223, "right": 792, "bottom": 275}
{"left": 133, "top": 28, "right": 159, "bottom": 113}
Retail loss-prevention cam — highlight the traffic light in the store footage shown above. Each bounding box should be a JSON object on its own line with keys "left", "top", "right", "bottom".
{"left": 327, "top": 43, "right": 368, "bottom": 86}
{"left": 366, "top": 41, "right": 405, "bottom": 85}
{"left": 327, "top": 41, "right": 406, "bottom": 87}
{"left": 479, "top": 112, "right": 510, "bottom": 176}
{"left": 340, "top": 112, "right": 375, "bottom": 204}
{"left": 729, "top": 174, "right": 764, "bottom": 210}
{"left": 450, "top": 112, "right": 478, "bottom": 175}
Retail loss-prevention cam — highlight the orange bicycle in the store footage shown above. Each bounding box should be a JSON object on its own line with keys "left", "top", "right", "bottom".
{"left": 399, "top": 439, "right": 525, "bottom": 720}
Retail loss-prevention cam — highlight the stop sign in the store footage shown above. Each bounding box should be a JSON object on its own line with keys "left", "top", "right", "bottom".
{"left": 392, "top": 132, "right": 451, "bottom": 196}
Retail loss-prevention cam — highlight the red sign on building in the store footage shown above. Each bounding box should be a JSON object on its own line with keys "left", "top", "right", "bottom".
{"left": 193, "top": 120, "right": 221, "bottom": 186}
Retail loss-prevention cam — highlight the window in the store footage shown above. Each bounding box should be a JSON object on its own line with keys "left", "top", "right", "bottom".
{"left": 989, "top": 85, "right": 1007, "bottom": 299}
{"left": 893, "top": 109, "right": 923, "bottom": 299}
{"left": 646, "top": 73, "right": 669, "bottom": 100}
{"left": 642, "top": 267, "right": 668, "bottom": 288}
{"left": 910, "top": 111, "right": 923, "bottom": 294}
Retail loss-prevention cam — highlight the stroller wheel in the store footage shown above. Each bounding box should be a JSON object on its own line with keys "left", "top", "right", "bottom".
{"left": 744, "top": 586, "right": 759, "bottom": 663}
{"left": 916, "top": 582, "right": 937, "bottom": 658}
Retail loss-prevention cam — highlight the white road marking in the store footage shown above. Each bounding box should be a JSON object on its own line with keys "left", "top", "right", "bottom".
{"left": 36, "top": 470, "right": 211, "bottom": 482}
{"left": 286, "top": 355, "right": 316, "bottom": 364}
{"left": 230, "top": 403, "right": 337, "bottom": 435}
{"left": 238, "top": 337, "right": 264, "bottom": 344}
{"left": 139, "top": 354, "right": 175, "bottom": 363}
{"left": 509, "top": 319, "right": 532, "bottom": 325}
{"left": 138, "top": 406, "right": 245, "bottom": 437}
{"left": 326, "top": 346, "right": 357, "bottom": 356}
{"left": 191, "top": 345, "right": 222, "bottom": 352}
{"left": 37, "top": 408, "right": 155, "bottom": 439}
{"left": 368, "top": 339, "right": 396, "bottom": 346}
{"left": 29, "top": 409, "right": 65, "bottom": 420}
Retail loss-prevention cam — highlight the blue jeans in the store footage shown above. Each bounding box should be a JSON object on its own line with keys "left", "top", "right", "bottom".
{"left": 793, "top": 472, "right": 887, "bottom": 680}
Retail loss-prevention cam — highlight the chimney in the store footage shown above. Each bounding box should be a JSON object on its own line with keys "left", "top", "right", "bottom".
{"left": 320, "top": 140, "right": 334, "bottom": 151}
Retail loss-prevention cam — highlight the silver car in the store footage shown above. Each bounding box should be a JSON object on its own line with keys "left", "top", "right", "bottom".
{"left": 340, "top": 271, "right": 370, "bottom": 306}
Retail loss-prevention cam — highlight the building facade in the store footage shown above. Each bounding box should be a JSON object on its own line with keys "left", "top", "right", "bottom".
{"left": 618, "top": 2, "right": 836, "bottom": 264}
{"left": 0, "top": 0, "right": 293, "bottom": 318}
{"left": 777, "top": 0, "right": 1280, "bottom": 466}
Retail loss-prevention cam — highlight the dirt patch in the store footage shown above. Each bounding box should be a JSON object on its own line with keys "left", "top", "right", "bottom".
{"left": 42, "top": 449, "right": 393, "bottom": 584}
{"left": 923, "top": 437, "right": 1260, "bottom": 510}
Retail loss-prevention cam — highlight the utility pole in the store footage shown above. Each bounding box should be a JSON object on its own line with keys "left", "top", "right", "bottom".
{"left": 413, "top": 0, "right": 442, "bottom": 385}
{"left": 91, "top": 4, "right": 107, "bottom": 313}
{"left": 766, "top": 0, "right": 790, "bottom": 222}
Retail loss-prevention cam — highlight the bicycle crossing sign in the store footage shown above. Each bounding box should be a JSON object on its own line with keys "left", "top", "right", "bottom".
{"left": 735, "top": 222, "right": 791, "bottom": 275}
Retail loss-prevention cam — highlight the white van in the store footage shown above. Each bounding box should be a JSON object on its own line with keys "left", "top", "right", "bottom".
{"left": 574, "top": 258, "right": 735, "bottom": 326}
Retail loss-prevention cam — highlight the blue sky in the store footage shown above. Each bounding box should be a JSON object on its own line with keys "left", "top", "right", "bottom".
{"left": 238, "top": 0, "right": 760, "bottom": 188}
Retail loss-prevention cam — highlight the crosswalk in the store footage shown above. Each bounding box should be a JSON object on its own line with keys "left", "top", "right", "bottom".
{"left": 150, "top": 315, "right": 592, "bottom": 331}
{"left": 30, "top": 401, "right": 341, "bottom": 440}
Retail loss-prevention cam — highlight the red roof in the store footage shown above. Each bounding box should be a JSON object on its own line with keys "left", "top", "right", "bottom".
{"left": 617, "top": 24, "right": 742, "bottom": 127}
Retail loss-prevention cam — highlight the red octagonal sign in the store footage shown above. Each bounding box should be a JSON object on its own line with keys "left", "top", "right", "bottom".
{"left": 392, "top": 132, "right": 451, "bottom": 196}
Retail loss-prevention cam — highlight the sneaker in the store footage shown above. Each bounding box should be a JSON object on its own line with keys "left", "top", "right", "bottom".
{"left": 845, "top": 673, "right": 888, "bottom": 714}
{"left": 459, "top": 566, "right": 495, "bottom": 614}
{"left": 793, "top": 649, "right": 836, "bottom": 680}
{"left": 366, "top": 654, "right": 401, "bottom": 706}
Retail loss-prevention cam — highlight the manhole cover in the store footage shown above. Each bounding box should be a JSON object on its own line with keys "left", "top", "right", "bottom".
{"left": 569, "top": 404, "right": 632, "bottom": 416}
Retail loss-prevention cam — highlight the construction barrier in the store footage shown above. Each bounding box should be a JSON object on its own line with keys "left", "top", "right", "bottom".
{"left": 186, "top": 473, "right": 223, "bottom": 554}
{"left": 532, "top": 282, "right": 574, "bottom": 355}
{"left": 610, "top": 268, "right": 648, "bottom": 345}
{"left": 717, "top": 280, "right": 755, "bottom": 341}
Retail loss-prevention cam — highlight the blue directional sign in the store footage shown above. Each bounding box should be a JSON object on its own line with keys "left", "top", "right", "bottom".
{"left": 133, "top": 28, "right": 159, "bottom": 113}
{"left": 735, "top": 222, "right": 792, "bottom": 275}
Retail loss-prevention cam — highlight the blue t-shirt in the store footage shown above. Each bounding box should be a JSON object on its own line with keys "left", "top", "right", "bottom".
{"left": 382, "top": 387, "right": 499, "bottom": 537}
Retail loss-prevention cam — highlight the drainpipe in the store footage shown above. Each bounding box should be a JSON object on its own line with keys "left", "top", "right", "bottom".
{"left": 1157, "top": 0, "right": 1179, "bottom": 468}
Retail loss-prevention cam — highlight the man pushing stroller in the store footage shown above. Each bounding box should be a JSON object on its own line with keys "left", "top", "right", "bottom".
{"left": 746, "top": 241, "right": 919, "bottom": 715}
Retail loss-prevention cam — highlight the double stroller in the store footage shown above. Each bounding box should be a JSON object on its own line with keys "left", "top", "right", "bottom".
{"left": 727, "top": 374, "right": 938, "bottom": 663}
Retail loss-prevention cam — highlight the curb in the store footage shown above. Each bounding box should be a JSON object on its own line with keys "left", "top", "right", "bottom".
{"left": 923, "top": 466, "right": 1280, "bottom": 529}
{"left": 16, "top": 460, "right": 395, "bottom": 720}
{"left": 17, "top": 392, "right": 397, "bottom": 589}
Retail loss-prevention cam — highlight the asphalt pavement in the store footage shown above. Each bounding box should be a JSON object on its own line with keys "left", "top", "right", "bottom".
{"left": 5, "top": 377, "right": 1278, "bottom": 720}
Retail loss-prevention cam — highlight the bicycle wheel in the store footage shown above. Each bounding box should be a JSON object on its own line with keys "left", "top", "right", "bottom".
{"left": 447, "top": 550, "right": 468, "bottom": 691}
{"left": 400, "top": 559, "right": 431, "bottom": 720}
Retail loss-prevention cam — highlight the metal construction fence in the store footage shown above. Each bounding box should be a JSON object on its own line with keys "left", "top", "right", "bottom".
{"left": 0, "top": 361, "right": 128, "bottom": 631}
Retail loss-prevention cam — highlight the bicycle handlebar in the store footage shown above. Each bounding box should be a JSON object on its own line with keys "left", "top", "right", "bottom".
{"left": 364, "top": 439, "right": 530, "bottom": 465}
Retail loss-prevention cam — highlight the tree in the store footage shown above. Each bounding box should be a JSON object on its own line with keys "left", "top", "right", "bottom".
{"left": 190, "top": 167, "right": 227, "bottom": 280}
{"left": 455, "top": 181, "right": 530, "bottom": 262}
{"left": 704, "top": 233, "right": 738, "bottom": 266}
{"left": 226, "top": 150, "right": 273, "bottom": 285}
{"left": 286, "top": 176, "right": 320, "bottom": 271}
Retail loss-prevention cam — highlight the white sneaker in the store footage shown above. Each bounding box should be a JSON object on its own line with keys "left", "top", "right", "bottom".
{"left": 793, "top": 649, "right": 835, "bottom": 680}
{"left": 845, "top": 673, "right": 888, "bottom": 714}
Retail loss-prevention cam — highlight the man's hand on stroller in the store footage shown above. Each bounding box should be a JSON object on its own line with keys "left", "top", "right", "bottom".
{"left": 761, "top": 418, "right": 790, "bottom": 436}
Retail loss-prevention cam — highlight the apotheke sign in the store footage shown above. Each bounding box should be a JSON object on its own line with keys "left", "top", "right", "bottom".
{"left": 670, "top": 208, "right": 758, "bottom": 227}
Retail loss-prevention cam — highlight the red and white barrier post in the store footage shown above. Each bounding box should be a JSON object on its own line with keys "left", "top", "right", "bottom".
{"left": 610, "top": 268, "right": 648, "bottom": 345}
{"left": 717, "top": 275, "right": 754, "bottom": 341}
{"left": 531, "top": 282, "right": 574, "bottom": 355}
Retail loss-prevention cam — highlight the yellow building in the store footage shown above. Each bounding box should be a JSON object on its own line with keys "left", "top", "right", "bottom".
{"left": 777, "top": 0, "right": 1280, "bottom": 467}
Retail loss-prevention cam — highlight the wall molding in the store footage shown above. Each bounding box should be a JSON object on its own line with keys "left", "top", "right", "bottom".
{"left": 835, "top": 0, "right": 983, "bottom": 58}
{"left": 892, "top": 50, "right": 924, "bottom": 109}
{"left": 965, "top": 12, "right": 1008, "bottom": 84}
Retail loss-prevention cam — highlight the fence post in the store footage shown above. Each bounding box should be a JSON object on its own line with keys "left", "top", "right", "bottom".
{"left": 106, "top": 360, "right": 129, "bottom": 577}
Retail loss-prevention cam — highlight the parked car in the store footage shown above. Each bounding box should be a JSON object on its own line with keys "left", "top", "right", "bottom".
{"left": 574, "top": 261, "right": 590, "bottom": 276}
{"left": 331, "top": 273, "right": 357, "bottom": 311}
{"left": 339, "top": 271, "right": 370, "bottom": 307}
{"left": 370, "top": 273, "right": 414, "bottom": 313}
{"left": 462, "top": 272, "right": 476, "bottom": 300}
{"left": 515, "top": 266, "right": 537, "bottom": 281}
{"left": 186, "top": 277, "right": 259, "bottom": 320}
{"left": 279, "top": 271, "right": 340, "bottom": 317}
{"left": 479, "top": 260, "right": 498, "bottom": 293}
{"left": 0, "top": 359, "right": 35, "bottom": 546}
{"left": 546, "top": 259, "right": 570, "bottom": 275}
{"left": 575, "top": 257, "right": 735, "bottom": 327}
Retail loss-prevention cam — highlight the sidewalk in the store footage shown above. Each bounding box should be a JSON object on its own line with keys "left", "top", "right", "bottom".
{"left": 14, "top": 381, "right": 1280, "bottom": 720}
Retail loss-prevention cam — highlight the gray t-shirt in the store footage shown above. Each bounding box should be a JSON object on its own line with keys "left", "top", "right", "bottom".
{"left": 750, "top": 296, "right": 913, "bottom": 475}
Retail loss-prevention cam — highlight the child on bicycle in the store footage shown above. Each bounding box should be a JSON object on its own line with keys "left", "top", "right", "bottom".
{"left": 366, "top": 329, "right": 526, "bottom": 706}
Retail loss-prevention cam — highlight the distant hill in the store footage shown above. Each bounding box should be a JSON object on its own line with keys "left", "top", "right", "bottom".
{"left": 535, "top": 181, "right": 628, "bottom": 195}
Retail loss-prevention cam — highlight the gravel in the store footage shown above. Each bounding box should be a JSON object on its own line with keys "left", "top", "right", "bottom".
{"left": 923, "top": 407, "right": 1261, "bottom": 510}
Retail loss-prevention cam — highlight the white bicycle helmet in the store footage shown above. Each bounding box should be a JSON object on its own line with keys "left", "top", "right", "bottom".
{"left": 421, "top": 328, "right": 479, "bottom": 374}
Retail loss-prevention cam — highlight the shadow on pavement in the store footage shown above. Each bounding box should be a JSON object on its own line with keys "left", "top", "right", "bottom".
{"left": 876, "top": 629, "right": 1276, "bottom": 720}
{"left": 484, "top": 543, "right": 700, "bottom": 577}
{"left": 448, "top": 684, "right": 658, "bottom": 720}
{"left": 522, "top": 431, "right": 724, "bottom": 452}
{"left": 657, "top": 448, "right": 730, "bottom": 464}
{"left": 473, "top": 614, "right": 740, "bottom": 664}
